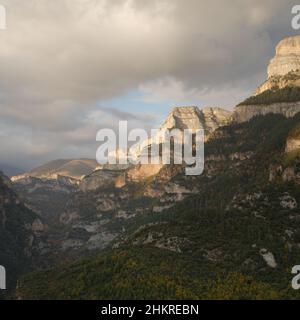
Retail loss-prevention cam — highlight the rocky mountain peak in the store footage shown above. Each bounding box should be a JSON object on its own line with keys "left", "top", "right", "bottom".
{"left": 137, "top": 106, "right": 231, "bottom": 160}
{"left": 127, "top": 106, "right": 232, "bottom": 183}
{"left": 268, "top": 35, "right": 300, "bottom": 78}
{"left": 161, "top": 106, "right": 202, "bottom": 131}
{"left": 231, "top": 36, "right": 300, "bottom": 123}
{"left": 254, "top": 36, "right": 300, "bottom": 96}
{"left": 160, "top": 106, "right": 231, "bottom": 134}
{"left": 253, "top": 36, "right": 300, "bottom": 96}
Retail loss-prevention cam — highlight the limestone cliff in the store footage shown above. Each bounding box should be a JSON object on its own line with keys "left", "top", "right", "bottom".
{"left": 255, "top": 36, "right": 300, "bottom": 95}
{"left": 129, "top": 106, "right": 231, "bottom": 182}
{"left": 138, "top": 106, "right": 231, "bottom": 155}
{"left": 231, "top": 101, "right": 300, "bottom": 123}
{"left": 159, "top": 106, "right": 231, "bottom": 135}
{"left": 79, "top": 169, "right": 125, "bottom": 192}
{"left": 268, "top": 36, "right": 300, "bottom": 78}
{"left": 232, "top": 36, "right": 300, "bottom": 123}
{"left": 255, "top": 70, "right": 300, "bottom": 96}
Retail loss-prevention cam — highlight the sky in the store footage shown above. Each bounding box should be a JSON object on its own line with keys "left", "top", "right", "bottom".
{"left": 0, "top": 0, "right": 299, "bottom": 173}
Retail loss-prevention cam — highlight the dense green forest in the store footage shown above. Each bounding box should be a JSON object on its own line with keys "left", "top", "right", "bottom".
{"left": 0, "top": 175, "right": 37, "bottom": 299}
{"left": 238, "top": 87, "right": 300, "bottom": 106}
{"left": 17, "top": 113, "right": 300, "bottom": 300}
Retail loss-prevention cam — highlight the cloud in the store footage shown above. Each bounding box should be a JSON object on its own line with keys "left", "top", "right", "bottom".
{"left": 138, "top": 77, "right": 256, "bottom": 108}
{"left": 0, "top": 0, "right": 298, "bottom": 170}
{"left": 99, "top": 107, "right": 157, "bottom": 123}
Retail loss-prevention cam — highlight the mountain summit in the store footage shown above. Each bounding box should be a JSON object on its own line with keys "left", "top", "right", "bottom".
{"left": 231, "top": 36, "right": 300, "bottom": 122}
{"left": 160, "top": 106, "right": 231, "bottom": 135}
{"left": 268, "top": 35, "right": 300, "bottom": 78}
{"left": 135, "top": 106, "right": 231, "bottom": 165}
{"left": 255, "top": 35, "right": 300, "bottom": 95}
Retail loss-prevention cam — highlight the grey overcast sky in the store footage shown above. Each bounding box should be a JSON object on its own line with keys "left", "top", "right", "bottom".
{"left": 0, "top": 0, "right": 299, "bottom": 172}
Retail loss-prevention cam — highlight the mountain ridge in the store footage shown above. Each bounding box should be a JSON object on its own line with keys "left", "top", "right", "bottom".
{"left": 9, "top": 34, "right": 300, "bottom": 300}
{"left": 12, "top": 159, "right": 99, "bottom": 181}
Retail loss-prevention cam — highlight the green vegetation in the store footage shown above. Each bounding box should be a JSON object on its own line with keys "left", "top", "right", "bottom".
{"left": 282, "top": 70, "right": 300, "bottom": 81}
{"left": 288, "top": 122, "right": 300, "bottom": 139}
{"left": 18, "top": 247, "right": 285, "bottom": 300}
{"left": 283, "top": 149, "right": 300, "bottom": 167}
{"left": 0, "top": 175, "right": 37, "bottom": 299}
{"left": 282, "top": 122, "right": 300, "bottom": 167}
{"left": 238, "top": 87, "right": 300, "bottom": 106}
{"left": 19, "top": 193, "right": 300, "bottom": 300}
{"left": 14, "top": 112, "right": 300, "bottom": 300}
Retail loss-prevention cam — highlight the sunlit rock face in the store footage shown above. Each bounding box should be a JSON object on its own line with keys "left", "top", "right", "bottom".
{"left": 254, "top": 36, "right": 300, "bottom": 96}
{"left": 231, "top": 36, "right": 300, "bottom": 123}
{"left": 124, "top": 106, "right": 231, "bottom": 184}
{"left": 138, "top": 106, "right": 231, "bottom": 152}
{"left": 160, "top": 106, "right": 231, "bottom": 134}
{"left": 286, "top": 137, "right": 300, "bottom": 153}
{"left": 268, "top": 36, "right": 300, "bottom": 78}
{"left": 231, "top": 102, "right": 300, "bottom": 123}
{"left": 161, "top": 106, "right": 202, "bottom": 131}
{"left": 285, "top": 125, "right": 300, "bottom": 153}
{"left": 133, "top": 106, "right": 231, "bottom": 165}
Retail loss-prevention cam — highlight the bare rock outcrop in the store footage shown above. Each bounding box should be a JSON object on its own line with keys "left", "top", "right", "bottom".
{"left": 126, "top": 164, "right": 163, "bottom": 182}
{"left": 268, "top": 36, "right": 300, "bottom": 78}
{"left": 79, "top": 169, "right": 122, "bottom": 192}
{"left": 231, "top": 101, "right": 300, "bottom": 123}
{"left": 255, "top": 36, "right": 300, "bottom": 95}
{"left": 255, "top": 70, "right": 300, "bottom": 96}
{"left": 136, "top": 106, "right": 231, "bottom": 160}
{"left": 231, "top": 36, "right": 300, "bottom": 123}
{"left": 286, "top": 137, "right": 300, "bottom": 153}
{"left": 159, "top": 106, "right": 231, "bottom": 136}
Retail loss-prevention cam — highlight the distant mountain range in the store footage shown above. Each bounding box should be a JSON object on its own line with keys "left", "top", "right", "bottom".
{"left": 12, "top": 159, "right": 99, "bottom": 181}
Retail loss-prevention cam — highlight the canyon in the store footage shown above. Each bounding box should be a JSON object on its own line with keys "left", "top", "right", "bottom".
{"left": 3, "top": 35, "right": 300, "bottom": 299}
